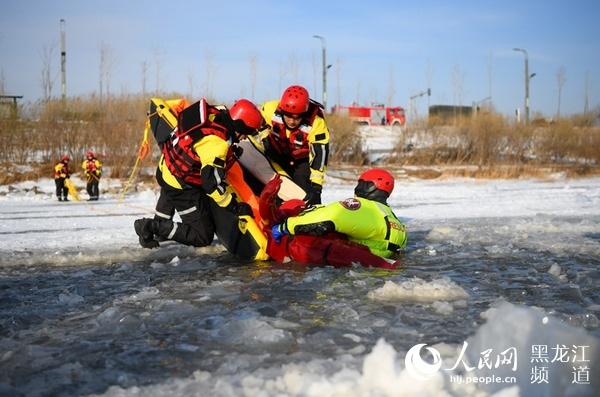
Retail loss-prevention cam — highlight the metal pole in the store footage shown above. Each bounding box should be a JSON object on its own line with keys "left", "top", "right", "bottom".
{"left": 513, "top": 48, "right": 529, "bottom": 124}
{"left": 525, "top": 52, "right": 529, "bottom": 124}
{"left": 313, "top": 35, "right": 327, "bottom": 112}
{"left": 60, "top": 19, "right": 66, "bottom": 100}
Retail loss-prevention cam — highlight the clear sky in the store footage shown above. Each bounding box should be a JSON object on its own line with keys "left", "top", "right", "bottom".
{"left": 1, "top": 0, "right": 599, "bottom": 119}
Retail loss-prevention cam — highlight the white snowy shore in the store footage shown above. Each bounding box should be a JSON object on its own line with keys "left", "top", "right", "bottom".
{"left": 1, "top": 174, "right": 599, "bottom": 267}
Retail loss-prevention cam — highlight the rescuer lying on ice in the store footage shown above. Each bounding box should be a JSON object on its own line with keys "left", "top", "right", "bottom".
{"left": 134, "top": 98, "right": 264, "bottom": 250}
{"left": 260, "top": 169, "right": 407, "bottom": 269}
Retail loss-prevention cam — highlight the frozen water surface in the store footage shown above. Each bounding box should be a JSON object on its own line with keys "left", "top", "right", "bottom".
{"left": 1, "top": 176, "right": 599, "bottom": 396}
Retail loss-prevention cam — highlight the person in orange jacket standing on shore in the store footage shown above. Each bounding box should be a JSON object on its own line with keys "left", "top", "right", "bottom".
{"left": 54, "top": 155, "right": 71, "bottom": 202}
{"left": 82, "top": 151, "right": 103, "bottom": 201}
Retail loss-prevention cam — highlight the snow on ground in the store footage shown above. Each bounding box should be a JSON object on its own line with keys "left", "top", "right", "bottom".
{"left": 2, "top": 174, "right": 600, "bottom": 267}
{"left": 359, "top": 125, "right": 403, "bottom": 162}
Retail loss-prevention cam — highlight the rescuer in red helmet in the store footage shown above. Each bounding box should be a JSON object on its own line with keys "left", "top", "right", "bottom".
{"left": 81, "top": 150, "right": 103, "bottom": 201}
{"left": 54, "top": 154, "right": 71, "bottom": 201}
{"left": 252, "top": 85, "right": 330, "bottom": 205}
{"left": 271, "top": 168, "right": 407, "bottom": 258}
{"left": 134, "top": 98, "right": 265, "bottom": 249}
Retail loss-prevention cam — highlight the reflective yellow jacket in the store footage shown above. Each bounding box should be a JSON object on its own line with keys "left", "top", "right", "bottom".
{"left": 54, "top": 162, "right": 70, "bottom": 179}
{"left": 159, "top": 134, "right": 235, "bottom": 208}
{"left": 81, "top": 159, "right": 102, "bottom": 180}
{"left": 284, "top": 197, "right": 407, "bottom": 258}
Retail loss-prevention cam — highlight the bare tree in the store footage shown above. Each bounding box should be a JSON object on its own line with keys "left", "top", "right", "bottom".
{"left": 335, "top": 57, "right": 342, "bottom": 107}
{"left": 187, "top": 67, "right": 195, "bottom": 99}
{"left": 153, "top": 49, "right": 163, "bottom": 95}
{"left": 487, "top": 51, "right": 493, "bottom": 107}
{"left": 141, "top": 60, "right": 148, "bottom": 97}
{"left": 386, "top": 64, "right": 395, "bottom": 106}
{"left": 288, "top": 53, "right": 299, "bottom": 83}
{"left": 369, "top": 86, "right": 378, "bottom": 106}
{"left": 584, "top": 70, "right": 590, "bottom": 115}
{"left": 0, "top": 67, "right": 5, "bottom": 95}
{"left": 248, "top": 53, "right": 257, "bottom": 100}
{"left": 99, "top": 42, "right": 114, "bottom": 101}
{"left": 40, "top": 43, "right": 57, "bottom": 101}
{"left": 556, "top": 66, "right": 566, "bottom": 118}
{"left": 452, "top": 64, "right": 465, "bottom": 123}
{"left": 278, "top": 60, "right": 287, "bottom": 94}
{"left": 203, "top": 49, "right": 217, "bottom": 100}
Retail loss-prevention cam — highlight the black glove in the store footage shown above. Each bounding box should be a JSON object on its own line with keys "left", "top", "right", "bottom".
{"left": 226, "top": 197, "right": 253, "bottom": 217}
{"left": 304, "top": 183, "right": 322, "bottom": 205}
{"left": 236, "top": 202, "right": 253, "bottom": 216}
{"left": 231, "top": 144, "right": 243, "bottom": 160}
{"left": 262, "top": 137, "right": 271, "bottom": 153}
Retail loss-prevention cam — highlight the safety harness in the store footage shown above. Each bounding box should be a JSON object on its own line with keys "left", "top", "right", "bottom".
{"left": 267, "top": 100, "right": 325, "bottom": 159}
{"left": 162, "top": 99, "right": 231, "bottom": 187}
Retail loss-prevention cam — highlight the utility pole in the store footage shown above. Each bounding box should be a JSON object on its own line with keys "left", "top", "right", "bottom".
{"left": 313, "top": 35, "right": 331, "bottom": 112}
{"left": 556, "top": 66, "right": 566, "bottom": 119}
{"left": 409, "top": 89, "right": 430, "bottom": 122}
{"left": 60, "top": 19, "right": 66, "bottom": 100}
{"left": 584, "top": 70, "right": 590, "bottom": 115}
{"left": 513, "top": 48, "right": 534, "bottom": 124}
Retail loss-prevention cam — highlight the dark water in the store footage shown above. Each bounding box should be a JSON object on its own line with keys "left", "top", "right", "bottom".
{"left": 1, "top": 215, "right": 599, "bottom": 396}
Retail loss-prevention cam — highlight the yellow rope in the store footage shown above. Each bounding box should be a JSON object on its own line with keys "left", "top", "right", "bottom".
{"left": 119, "top": 120, "right": 151, "bottom": 201}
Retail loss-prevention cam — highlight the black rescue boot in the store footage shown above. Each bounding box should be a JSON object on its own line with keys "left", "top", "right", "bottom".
{"left": 134, "top": 218, "right": 160, "bottom": 249}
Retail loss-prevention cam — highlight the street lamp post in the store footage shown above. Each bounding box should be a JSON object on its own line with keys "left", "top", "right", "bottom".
{"left": 313, "top": 35, "right": 328, "bottom": 112}
{"left": 60, "top": 19, "right": 66, "bottom": 100}
{"left": 513, "top": 48, "right": 530, "bottom": 124}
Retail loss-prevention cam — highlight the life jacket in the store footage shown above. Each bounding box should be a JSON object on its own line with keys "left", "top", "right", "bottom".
{"left": 54, "top": 162, "right": 70, "bottom": 179}
{"left": 161, "top": 99, "right": 231, "bottom": 187}
{"left": 84, "top": 159, "right": 96, "bottom": 172}
{"left": 83, "top": 158, "right": 102, "bottom": 178}
{"left": 267, "top": 100, "right": 324, "bottom": 159}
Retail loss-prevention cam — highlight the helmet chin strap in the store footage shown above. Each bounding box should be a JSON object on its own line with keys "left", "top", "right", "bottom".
{"left": 354, "top": 181, "right": 389, "bottom": 204}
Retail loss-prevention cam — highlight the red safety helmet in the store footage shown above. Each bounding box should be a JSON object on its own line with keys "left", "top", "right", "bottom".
{"left": 358, "top": 168, "right": 394, "bottom": 194}
{"left": 229, "top": 99, "right": 264, "bottom": 134}
{"left": 355, "top": 168, "right": 395, "bottom": 202}
{"left": 279, "top": 85, "right": 309, "bottom": 115}
{"left": 86, "top": 150, "right": 94, "bottom": 158}
{"left": 61, "top": 155, "right": 70, "bottom": 162}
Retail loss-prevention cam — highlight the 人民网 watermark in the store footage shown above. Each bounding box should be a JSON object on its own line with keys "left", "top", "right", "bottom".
{"left": 404, "top": 341, "right": 591, "bottom": 386}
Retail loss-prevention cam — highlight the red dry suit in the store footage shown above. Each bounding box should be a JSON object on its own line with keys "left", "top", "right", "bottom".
{"left": 258, "top": 176, "right": 400, "bottom": 269}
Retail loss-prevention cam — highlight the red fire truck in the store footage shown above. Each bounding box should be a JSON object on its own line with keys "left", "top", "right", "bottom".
{"left": 332, "top": 104, "right": 406, "bottom": 126}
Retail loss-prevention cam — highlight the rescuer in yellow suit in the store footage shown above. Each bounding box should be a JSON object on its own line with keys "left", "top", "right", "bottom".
{"left": 134, "top": 99, "right": 264, "bottom": 249}
{"left": 81, "top": 150, "right": 103, "bottom": 201}
{"left": 271, "top": 168, "right": 407, "bottom": 258}
{"left": 252, "top": 85, "right": 330, "bottom": 205}
{"left": 54, "top": 155, "right": 71, "bottom": 202}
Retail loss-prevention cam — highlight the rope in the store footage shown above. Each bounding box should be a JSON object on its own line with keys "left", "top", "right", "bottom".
{"left": 119, "top": 120, "right": 151, "bottom": 201}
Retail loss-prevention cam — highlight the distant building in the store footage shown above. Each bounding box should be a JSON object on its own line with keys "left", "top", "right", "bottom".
{"left": 0, "top": 95, "right": 23, "bottom": 118}
{"left": 428, "top": 105, "right": 475, "bottom": 124}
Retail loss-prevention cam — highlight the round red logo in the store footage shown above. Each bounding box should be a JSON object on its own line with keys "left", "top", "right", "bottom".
{"left": 340, "top": 198, "right": 361, "bottom": 210}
